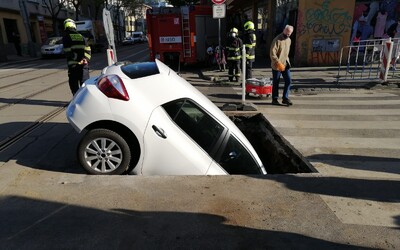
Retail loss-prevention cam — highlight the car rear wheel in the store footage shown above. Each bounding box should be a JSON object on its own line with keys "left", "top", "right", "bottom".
{"left": 78, "top": 129, "right": 131, "bottom": 175}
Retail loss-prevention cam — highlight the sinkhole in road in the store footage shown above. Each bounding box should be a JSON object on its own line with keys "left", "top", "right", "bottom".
{"left": 231, "top": 113, "right": 316, "bottom": 174}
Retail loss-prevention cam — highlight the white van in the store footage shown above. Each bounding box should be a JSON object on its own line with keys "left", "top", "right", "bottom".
{"left": 132, "top": 31, "right": 145, "bottom": 43}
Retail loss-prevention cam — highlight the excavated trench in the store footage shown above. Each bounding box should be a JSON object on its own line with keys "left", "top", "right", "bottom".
{"left": 231, "top": 113, "right": 316, "bottom": 174}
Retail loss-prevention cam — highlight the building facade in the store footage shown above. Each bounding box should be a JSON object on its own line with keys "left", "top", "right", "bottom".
{"left": 0, "top": 0, "right": 71, "bottom": 57}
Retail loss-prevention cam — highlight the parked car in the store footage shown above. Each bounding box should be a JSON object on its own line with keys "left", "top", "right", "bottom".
{"left": 66, "top": 60, "right": 267, "bottom": 175}
{"left": 132, "top": 31, "right": 145, "bottom": 43}
{"left": 41, "top": 36, "right": 64, "bottom": 58}
{"left": 122, "top": 37, "right": 135, "bottom": 46}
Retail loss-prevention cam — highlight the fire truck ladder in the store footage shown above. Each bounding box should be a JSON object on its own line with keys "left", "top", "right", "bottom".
{"left": 181, "top": 6, "right": 191, "bottom": 58}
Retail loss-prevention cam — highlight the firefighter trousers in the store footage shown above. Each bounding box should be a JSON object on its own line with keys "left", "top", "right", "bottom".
{"left": 68, "top": 64, "right": 89, "bottom": 95}
{"left": 246, "top": 60, "right": 253, "bottom": 79}
{"left": 228, "top": 60, "right": 241, "bottom": 82}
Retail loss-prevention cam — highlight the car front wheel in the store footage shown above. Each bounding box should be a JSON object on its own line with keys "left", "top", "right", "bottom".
{"left": 78, "top": 129, "right": 131, "bottom": 175}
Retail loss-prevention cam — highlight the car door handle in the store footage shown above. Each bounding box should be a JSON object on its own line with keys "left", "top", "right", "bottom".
{"left": 152, "top": 125, "right": 167, "bottom": 139}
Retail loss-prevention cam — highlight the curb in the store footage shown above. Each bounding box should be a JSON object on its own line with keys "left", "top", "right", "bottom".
{"left": 198, "top": 69, "right": 400, "bottom": 91}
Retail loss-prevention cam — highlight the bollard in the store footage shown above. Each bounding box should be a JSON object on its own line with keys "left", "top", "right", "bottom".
{"left": 242, "top": 45, "right": 246, "bottom": 103}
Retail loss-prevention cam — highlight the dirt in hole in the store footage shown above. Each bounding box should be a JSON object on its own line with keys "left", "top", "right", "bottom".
{"left": 231, "top": 113, "right": 316, "bottom": 174}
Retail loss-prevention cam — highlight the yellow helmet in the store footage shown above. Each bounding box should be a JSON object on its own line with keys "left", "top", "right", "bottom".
{"left": 230, "top": 27, "right": 238, "bottom": 34}
{"left": 64, "top": 18, "right": 76, "bottom": 30}
{"left": 244, "top": 21, "right": 255, "bottom": 31}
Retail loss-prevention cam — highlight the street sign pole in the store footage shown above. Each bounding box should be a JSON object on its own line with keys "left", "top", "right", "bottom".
{"left": 213, "top": 3, "right": 226, "bottom": 68}
{"left": 103, "top": 8, "right": 117, "bottom": 64}
{"left": 218, "top": 18, "right": 221, "bottom": 63}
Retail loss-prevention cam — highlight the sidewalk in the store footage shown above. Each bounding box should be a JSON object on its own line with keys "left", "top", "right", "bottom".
{"left": 195, "top": 59, "right": 389, "bottom": 92}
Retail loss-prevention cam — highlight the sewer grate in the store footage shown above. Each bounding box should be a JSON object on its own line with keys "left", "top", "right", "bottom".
{"left": 231, "top": 113, "right": 317, "bottom": 174}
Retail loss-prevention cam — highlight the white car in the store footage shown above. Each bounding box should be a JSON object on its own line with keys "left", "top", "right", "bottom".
{"left": 66, "top": 60, "right": 266, "bottom": 175}
{"left": 40, "top": 37, "right": 64, "bottom": 58}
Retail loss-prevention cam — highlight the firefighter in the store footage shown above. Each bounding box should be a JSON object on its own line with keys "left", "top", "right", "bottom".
{"left": 63, "top": 18, "right": 91, "bottom": 96}
{"left": 226, "top": 27, "right": 242, "bottom": 82}
{"left": 243, "top": 19, "right": 256, "bottom": 79}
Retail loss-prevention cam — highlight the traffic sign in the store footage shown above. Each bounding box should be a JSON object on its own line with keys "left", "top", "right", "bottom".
{"left": 213, "top": 4, "right": 226, "bottom": 19}
{"left": 212, "top": 0, "right": 225, "bottom": 4}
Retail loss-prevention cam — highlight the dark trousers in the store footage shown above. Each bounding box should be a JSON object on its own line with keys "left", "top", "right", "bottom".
{"left": 272, "top": 68, "right": 292, "bottom": 100}
{"left": 228, "top": 60, "right": 240, "bottom": 81}
{"left": 68, "top": 64, "right": 89, "bottom": 95}
{"left": 246, "top": 60, "right": 253, "bottom": 79}
{"left": 14, "top": 43, "right": 21, "bottom": 56}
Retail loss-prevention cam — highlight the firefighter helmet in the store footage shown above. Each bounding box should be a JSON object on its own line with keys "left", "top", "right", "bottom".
{"left": 230, "top": 27, "right": 238, "bottom": 34}
{"left": 244, "top": 21, "right": 255, "bottom": 31}
{"left": 64, "top": 18, "right": 76, "bottom": 30}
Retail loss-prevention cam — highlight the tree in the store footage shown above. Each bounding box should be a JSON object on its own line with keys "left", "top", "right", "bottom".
{"left": 93, "top": 0, "right": 106, "bottom": 20}
{"left": 167, "top": 0, "right": 200, "bottom": 7}
{"left": 42, "top": 0, "right": 68, "bottom": 36}
{"left": 70, "top": 0, "right": 85, "bottom": 20}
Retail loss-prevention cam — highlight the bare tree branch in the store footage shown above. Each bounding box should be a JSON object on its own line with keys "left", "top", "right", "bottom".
{"left": 42, "top": 0, "right": 68, "bottom": 36}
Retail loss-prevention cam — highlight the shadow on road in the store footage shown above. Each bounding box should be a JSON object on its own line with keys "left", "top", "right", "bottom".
{"left": 0, "top": 122, "right": 85, "bottom": 174}
{"left": 0, "top": 195, "right": 367, "bottom": 249}
{"left": 308, "top": 154, "right": 400, "bottom": 175}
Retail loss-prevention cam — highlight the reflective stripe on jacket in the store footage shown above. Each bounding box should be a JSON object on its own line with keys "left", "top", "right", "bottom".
{"left": 63, "top": 30, "right": 91, "bottom": 66}
{"left": 226, "top": 36, "right": 243, "bottom": 61}
{"left": 243, "top": 31, "right": 256, "bottom": 62}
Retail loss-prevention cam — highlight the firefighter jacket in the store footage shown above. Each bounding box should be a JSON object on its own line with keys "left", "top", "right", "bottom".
{"left": 63, "top": 29, "right": 91, "bottom": 67}
{"left": 226, "top": 36, "right": 243, "bottom": 61}
{"left": 243, "top": 30, "right": 256, "bottom": 62}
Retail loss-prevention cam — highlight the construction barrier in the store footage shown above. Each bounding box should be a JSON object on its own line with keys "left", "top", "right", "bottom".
{"left": 379, "top": 39, "right": 394, "bottom": 81}
{"left": 337, "top": 38, "right": 400, "bottom": 84}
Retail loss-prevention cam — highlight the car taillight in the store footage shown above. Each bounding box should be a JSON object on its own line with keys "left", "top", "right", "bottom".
{"left": 97, "top": 75, "right": 129, "bottom": 101}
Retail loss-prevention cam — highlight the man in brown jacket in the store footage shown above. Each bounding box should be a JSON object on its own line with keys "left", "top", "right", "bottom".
{"left": 270, "top": 25, "right": 294, "bottom": 106}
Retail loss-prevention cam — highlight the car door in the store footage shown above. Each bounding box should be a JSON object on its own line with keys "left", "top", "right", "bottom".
{"left": 142, "top": 99, "right": 226, "bottom": 175}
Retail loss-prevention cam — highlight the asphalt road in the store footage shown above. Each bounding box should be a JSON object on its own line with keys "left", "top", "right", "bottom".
{"left": 0, "top": 44, "right": 399, "bottom": 249}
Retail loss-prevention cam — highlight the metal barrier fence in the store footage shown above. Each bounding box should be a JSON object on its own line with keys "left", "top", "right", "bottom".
{"left": 337, "top": 38, "right": 400, "bottom": 83}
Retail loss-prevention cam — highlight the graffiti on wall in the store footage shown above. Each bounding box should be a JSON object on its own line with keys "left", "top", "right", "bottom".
{"left": 295, "top": 0, "right": 355, "bottom": 66}
{"left": 299, "top": 0, "right": 352, "bottom": 36}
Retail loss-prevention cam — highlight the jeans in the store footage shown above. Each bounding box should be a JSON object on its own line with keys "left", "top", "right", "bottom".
{"left": 272, "top": 68, "right": 292, "bottom": 100}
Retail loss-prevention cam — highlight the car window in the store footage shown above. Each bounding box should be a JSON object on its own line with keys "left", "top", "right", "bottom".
{"left": 45, "top": 37, "right": 62, "bottom": 45}
{"left": 121, "top": 62, "right": 160, "bottom": 79}
{"left": 163, "top": 99, "right": 224, "bottom": 154}
{"left": 218, "top": 135, "right": 262, "bottom": 175}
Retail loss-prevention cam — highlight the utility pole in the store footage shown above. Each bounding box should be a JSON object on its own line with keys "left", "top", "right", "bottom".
{"left": 19, "top": 0, "right": 37, "bottom": 57}
{"left": 0, "top": 25, "right": 7, "bottom": 62}
{"left": 266, "top": 0, "right": 277, "bottom": 60}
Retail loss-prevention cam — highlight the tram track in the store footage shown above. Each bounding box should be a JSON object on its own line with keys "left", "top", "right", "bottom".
{"left": 0, "top": 79, "right": 67, "bottom": 111}
{"left": 0, "top": 47, "right": 149, "bottom": 153}
{"left": 0, "top": 105, "right": 67, "bottom": 152}
{"left": 0, "top": 62, "right": 63, "bottom": 79}
{"left": 0, "top": 68, "right": 100, "bottom": 111}
{"left": 0, "top": 69, "right": 65, "bottom": 91}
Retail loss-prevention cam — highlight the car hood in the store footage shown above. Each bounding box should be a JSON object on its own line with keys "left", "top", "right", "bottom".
{"left": 41, "top": 44, "right": 63, "bottom": 49}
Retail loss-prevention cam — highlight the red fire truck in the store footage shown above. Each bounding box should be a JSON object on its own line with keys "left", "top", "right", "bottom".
{"left": 146, "top": 5, "right": 225, "bottom": 65}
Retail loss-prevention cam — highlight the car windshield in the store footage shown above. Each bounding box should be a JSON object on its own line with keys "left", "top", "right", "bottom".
{"left": 78, "top": 31, "right": 93, "bottom": 39}
{"left": 133, "top": 34, "right": 141, "bottom": 38}
{"left": 121, "top": 62, "right": 160, "bottom": 79}
{"left": 45, "top": 37, "right": 62, "bottom": 45}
